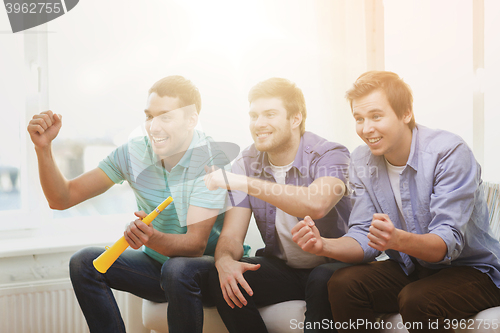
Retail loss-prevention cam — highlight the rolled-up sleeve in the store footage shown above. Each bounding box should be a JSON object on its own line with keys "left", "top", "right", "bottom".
{"left": 343, "top": 162, "right": 381, "bottom": 262}
{"left": 312, "top": 145, "right": 350, "bottom": 185}
{"left": 428, "top": 142, "right": 479, "bottom": 265}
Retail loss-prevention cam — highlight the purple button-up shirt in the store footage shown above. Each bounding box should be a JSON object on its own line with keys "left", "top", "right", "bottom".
{"left": 345, "top": 124, "right": 500, "bottom": 287}
{"left": 229, "top": 131, "right": 352, "bottom": 258}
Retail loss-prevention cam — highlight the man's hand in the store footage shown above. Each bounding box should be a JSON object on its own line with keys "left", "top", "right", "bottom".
{"left": 204, "top": 165, "right": 227, "bottom": 190}
{"left": 367, "top": 213, "right": 402, "bottom": 252}
{"left": 204, "top": 165, "right": 245, "bottom": 191}
{"left": 291, "top": 216, "right": 324, "bottom": 255}
{"left": 124, "top": 211, "right": 155, "bottom": 249}
{"left": 215, "top": 257, "right": 261, "bottom": 309}
{"left": 27, "top": 110, "right": 62, "bottom": 149}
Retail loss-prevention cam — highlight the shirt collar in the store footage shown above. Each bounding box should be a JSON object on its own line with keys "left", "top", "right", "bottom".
{"left": 177, "top": 130, "right": 199, "bottom": 169}
{"left": 255, "top": 135, "right": 306, "bottom": 176}
{"left": 406, "top": 124, "right": 419, "bottom": 171}
{"left": 367, "top": 124, "right": 419, "bottom": 173}
{"left": 291, "top": 135, "right": 307, "bottom": 176}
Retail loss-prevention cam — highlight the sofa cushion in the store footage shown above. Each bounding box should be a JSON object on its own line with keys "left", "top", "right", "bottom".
{"left": 380, "top": 307, "right": 500, "bottom": 333}
{"left": 143, "top": 300, "right": 500, "bottom": 333}
{"left": 142, "top": 299, "right": 306, "bottom": 333}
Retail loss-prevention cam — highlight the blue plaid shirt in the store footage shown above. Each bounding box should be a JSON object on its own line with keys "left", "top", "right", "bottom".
{"left": 345, "top": 124, "right": 500, "bottom": 288}
{"left": 230, "top": 131, "right": 352, "bottom": 258}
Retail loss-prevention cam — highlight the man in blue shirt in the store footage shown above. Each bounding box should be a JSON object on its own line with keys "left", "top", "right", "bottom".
{"left": 292, "top": 71, "right": 500, "bottom": 332}
{"left": 204, "top": 77, "right": 352, "bottom": 332}
{"left": 27, "top": 76, "right": 228, "bottom": 333}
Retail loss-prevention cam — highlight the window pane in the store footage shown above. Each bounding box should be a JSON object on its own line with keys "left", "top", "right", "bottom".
{"left": 484, "top": 0, "right": 500, "bottom": 183}
{"left": 0, "top": 20, "right": 24, "bottom": 211}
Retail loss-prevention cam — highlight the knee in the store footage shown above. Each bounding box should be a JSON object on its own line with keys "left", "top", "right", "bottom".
{"left": 161, "top": 257, "right": 190, "bottom": 290}
{"left": 161, "top": 256, "right": 214, "bottom": 291}
{"left": 307, "top": 264, "right": 339, "bottom": 302}
{"left": 398, "top": 284, "right": 442, "bottom": 322}
{"left": 327, "top": 266, "right": 358, "bottom": 307}
{"left": 309, "top": 263, "right": 351, "bottom": 294}
{"left": 69, "top": 247, "right": 102, "bottom": 281}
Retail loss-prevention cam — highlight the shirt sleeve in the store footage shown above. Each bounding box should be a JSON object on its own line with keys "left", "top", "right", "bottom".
{"left": 189, "top": 176, "right": 227, "bottom": 210}
{"left": 227, "top": 156, "right": 251, "bottom": 209}
{"left": 343, "top": 161, "right": 382, "bottom": 262}
{"left": 98, "top": 144, "right": 127, "bottom": 184}
{"left": 428, "top": 142, "right": 480, "bottom": 265}
{"left": 188, "top": 145, "right": 228, "bottom": 211}
{"left": 312, "top": 144, "right": 350, "bottom": 185}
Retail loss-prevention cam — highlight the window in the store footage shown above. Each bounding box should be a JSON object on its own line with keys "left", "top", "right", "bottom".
{"left": 0, "top": 16, "right": 31, "bottom": 231}
{"left": 384, "top": 0, "right": 473, "bottom": 146}
{"left": 0, "top": 31, "right": 23, "bottom": 213}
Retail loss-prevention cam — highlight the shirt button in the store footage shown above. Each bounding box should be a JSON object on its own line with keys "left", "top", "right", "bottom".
{"left": 270, "top": 210, "right": 274, "bottom": 214}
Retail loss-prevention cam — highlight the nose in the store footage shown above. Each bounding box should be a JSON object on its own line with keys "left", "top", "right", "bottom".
{"left": 254, "top": 115, "right": 266, "bottom": 128}
{"left": 148, "top": 116, "right": 161, "bottom": 133}
{"left": 362, "top": 119, "right": 374, "bottom": 135}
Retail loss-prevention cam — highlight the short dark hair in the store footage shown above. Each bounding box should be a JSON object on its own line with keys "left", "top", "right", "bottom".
{"left": 346, "top": 71, "right": 415, "bottom": 129}
{"left": 148, "top": 75, "right": 202, "bottom": 114}
{"left": 248, "top": 78, "right": 307, "bottom": 135}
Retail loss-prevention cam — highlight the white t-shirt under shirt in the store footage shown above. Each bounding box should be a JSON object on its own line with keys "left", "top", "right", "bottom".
{"left": 270, "top": 161, "right": 328, "bottom": 269}
{"left": 384, "top": 158, "right": 407, "bottom": 231}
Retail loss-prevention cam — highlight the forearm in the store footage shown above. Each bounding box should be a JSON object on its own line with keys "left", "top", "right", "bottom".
{"left": 35, "top": 145, "right": 72, "bottom": 209}
{"left": 146, "top": 231, "right": 208, "bottom": 257}
{"left": 394, "top": 231, "right": 447, "bottom": 263}
{"left": 239, "top": 176, "right": 344, "bottom": 219}
{"left": 320, "top": 236, "right": 365, "bottom": 263}
{"left": 214, "top": 235, "right": 245, "bottom": 263}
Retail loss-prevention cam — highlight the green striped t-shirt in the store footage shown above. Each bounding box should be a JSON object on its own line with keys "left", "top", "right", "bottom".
{"left": 98, "top": 130, "right": 228, "bottom": 263}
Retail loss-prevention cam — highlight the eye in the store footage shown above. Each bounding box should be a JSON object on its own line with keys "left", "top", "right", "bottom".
{"left": 372, "top": 114, "right": 381, "bottom": 120}
{"left": 355, "top": 117, "right": 364, "bottom": 124}
{"left": 267, "top": 112, "right": 275, "bottom": 118}
{"left": 145, "top": 115, "right": 153, "bottom": 121}
{"left": 160, "top": 114, "right": 172, "bottom": 121}
{"left": 249, "top": 114, "right": 257, "bottom": 120}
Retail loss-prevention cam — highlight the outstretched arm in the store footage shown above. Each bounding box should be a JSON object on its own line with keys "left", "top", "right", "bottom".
{"left": 205, "top": 167, "right": 345, "bottom": 220}
{"left": 27, "top": 110, "right": 114, "bottom": 209}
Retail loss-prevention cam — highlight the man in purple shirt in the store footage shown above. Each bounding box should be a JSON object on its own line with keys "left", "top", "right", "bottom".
{"left": 292, "top": 71, "right": 500, "bottom": 332}
{"left": 204, "top": 77, "right": 352, "bottom": 332}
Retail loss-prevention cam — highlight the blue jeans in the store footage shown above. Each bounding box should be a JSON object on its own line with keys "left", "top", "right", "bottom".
{"left": 209, "top": 256, "right": 350, "bottom": 333}
{"left": 69, "top": 247, "right": 215, "bottom": 333}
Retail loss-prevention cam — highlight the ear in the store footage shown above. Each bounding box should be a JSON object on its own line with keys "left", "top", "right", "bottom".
{"left": 402, "top": 108, "right": 413, "bottom": 125}
{"left": 187, "top": 111, "right": 198, "bottom": 130}
{"left": 291, "top": 112, "right": 302, "bottom": 131}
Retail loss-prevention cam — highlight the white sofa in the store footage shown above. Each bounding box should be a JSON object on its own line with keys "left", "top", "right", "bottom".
{"left": 142, "top": 299, "right": 307, "bottom": 333}
{"left": 142, "top": 299, "right": 500, "bottom": 333}
{"left": 379, "top": 309, "right": 500, "bottom": 333}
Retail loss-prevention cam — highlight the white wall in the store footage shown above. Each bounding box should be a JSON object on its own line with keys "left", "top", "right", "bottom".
{"left": 43, "top": 0, "right": 371, "bottom": 247}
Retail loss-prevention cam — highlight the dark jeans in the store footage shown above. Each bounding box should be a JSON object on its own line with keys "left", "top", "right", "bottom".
{"left": 69, "top": 247, "right": 215, "bottom": 333}
{"left": 328, "top": 260, "right": 500, "bottom": 333}
{"left": 209, "top": 256, "right": 351, "bottom": 333}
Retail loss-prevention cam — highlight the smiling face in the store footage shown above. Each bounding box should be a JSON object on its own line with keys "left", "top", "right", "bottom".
{"left": 144, "top": 92, "right": 196, "bottom": 165}
{"left": 248, "top": 97, "right": 300, "bottom": 155}
{"left": 352, "top": 89, "right": 413, "bottom": 166}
